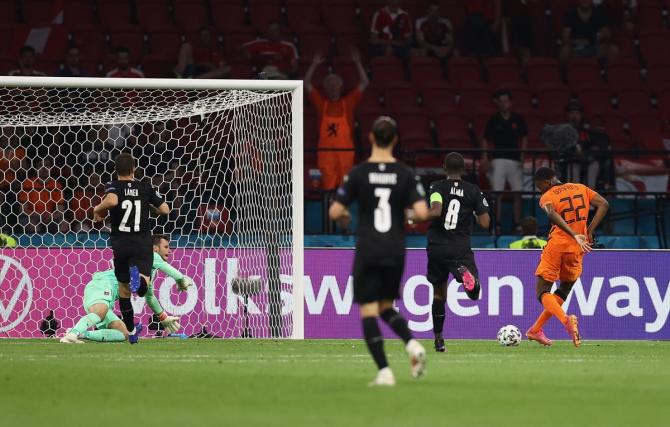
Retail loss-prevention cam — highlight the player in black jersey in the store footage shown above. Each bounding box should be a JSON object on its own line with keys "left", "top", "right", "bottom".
{"left": 329, "top": 116, "right": 431, "bottom": 386}
{"left": 93, "top": 153, "right": 169, "bottom": 343}
{"left": 426, "top": 152, "right": 490, "bottom": 352}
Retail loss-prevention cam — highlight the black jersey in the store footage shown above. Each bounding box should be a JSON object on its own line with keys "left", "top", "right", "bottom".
{"left": 426, "top": 179, "right": 488, "bottom": 247}
{"left": 105, "top": 179, "right": 164, "bottom": 236}
{"left": 334, "top": 161, "right": 425, "bottom": 265}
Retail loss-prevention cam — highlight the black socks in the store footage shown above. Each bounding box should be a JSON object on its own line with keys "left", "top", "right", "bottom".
{"left": 380, "top": 308, "right": 413, "bottom": 344}
{"left": 119, "top": 297, "right": 135, "bottom": 332}
{"left": 432, "top": 298, "right": 446, "bottom": 338}
{"left": 362, "top": 317, "right": 388, "bottom": 370}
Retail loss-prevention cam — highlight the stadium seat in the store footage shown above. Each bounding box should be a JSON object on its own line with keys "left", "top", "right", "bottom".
{"left": 384, "top": 83, "right": 420, "bottom": 114}
{"left": 330, "top": 57, "right": 362, "bottom": 92}
{"left": 409, "top": 56, "right": 445, "bottom": 85}
{"left": 227, "top": 59, "right": 254, "bottom": 79}
{"left": 358, "top": 1, "right": 387, "bottom": 34}
{"left": 524, "top": 114, "right": 548, "bottom": 149}
{"left": 210, "top": 0, "right": 248, "bottom": 31}
{"left": 448, "top": 57, "right": 483, "bottom": 88}
{"left": 527, "top": 58, "right": 563, "bottom": 90}
{"left": 141, "top": 58, "right": 174, "bottom": 78}
{"left": 356, "top": 85, "right": 384, "bottom": 114}
{"left": 39, "top": 25, "right": 69, "bottom": 60}
{"left": 297, "top": 57, "right": 327, "bottom": 89}
{"left": 298, "top": 30, "right": 332, "bottom": 59}
{"left": 396, "top": 113, "right": 434, "bottom": 149}
{"left": 333, "top": 30, "right": 366, "bottom": 58}
{"left": 640, "top": 32, "right": 670, "bottom": 67}
{"left": 579, "top": 88, "right": 615, "bottom": 115}
{"left": 646, "top": 64, "right": 670, "bottom": 93}
{"left": 136, "top": 0, "right": 173, "bottom": 30}
{"left": 70, "top": 26, "right": 108, "bottom": 62}
{"left": 616, "top": 89, "right": 655, "bottom": 116}
{"left": 63, "top": 0, "right": 96, "bottom": 27}
{"left": 592, "top": 114, "right": 633, "bottom": 149}
{"left": 0, "top": 1, "right": 17, "bottom": 24}
{"left": 370, "top": 56, "right": 405, "bottom": 86}
{"left": 487, "top": 57, "right": 524, "bottom": 88}
{"left": 435, "top": 114, "right": 472, "bottom": 147}
{"left": 173, "top": 0, "right": 209, "bottom": 33}
{"left": 607, "top": 58, "right": 643, "bottom": 90}
{"left": 21, "top": 0, "right": 54, "bottom": 26}
{"left": 303, "top": 108, "right": 318, "bottom": 148}
{"left": 637, "top": 4, "right": 666, "bottom": 32}
{"left": 420, "top": 83, "right": 457, "bottom": 115}
{"left": 567, "top": 58, "right": 605, "bottom": 92}
{"left": 248, "top": 3, "right": 284, "bottom": 32}
{"left": 536, "top": 88, "right": 571, "bottom": 117}
{"left": 147, "top": 28, "right": 182, "bottom": 60}
{"left": 97, "top": 0, "right": 134, "bottom": 30}
{"left": 460, "top": 89, "right": 496, "bottom": 116}
{"left": 628, "top": 114, "right": 665, "bottom": 150}
{"left": 320, "top": 3, "right": 358, "bottom": 32}
{"left": 108, "top": 29, "right": 146, "bottom": 61}
{"left": 658, "top": 90, "right": 670, "bottom": 118}
{"left": 223, "top": 28, "right": 257, "bottom": 58}
{"left": 287, "top": 3, "right": 320, "bottom": 32}
{"left": 508, "top": 86, "right": 535, "bottom": 115}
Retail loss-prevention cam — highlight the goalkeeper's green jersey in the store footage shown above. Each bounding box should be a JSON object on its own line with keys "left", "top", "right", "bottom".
{"left": 92, "top": 252, "right": 185, "bottom": 315}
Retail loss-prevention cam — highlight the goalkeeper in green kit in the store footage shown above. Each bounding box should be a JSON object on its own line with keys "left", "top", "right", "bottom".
{"left": 60, "top": 235, "right": 194, "bottom": 344}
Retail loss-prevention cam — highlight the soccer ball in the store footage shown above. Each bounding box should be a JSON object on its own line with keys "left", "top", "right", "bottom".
{"left": 497, "top": 325, "right": 522, "bottom": 346}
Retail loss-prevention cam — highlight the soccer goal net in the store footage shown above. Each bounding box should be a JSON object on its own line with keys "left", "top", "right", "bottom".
{"left": 0, "top": 76, "right": 304, "bottom": 339}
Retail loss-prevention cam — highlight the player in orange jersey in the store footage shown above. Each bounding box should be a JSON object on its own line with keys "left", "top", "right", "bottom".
{"left": 526, "top": 167, "right": 609, "bottom": 347}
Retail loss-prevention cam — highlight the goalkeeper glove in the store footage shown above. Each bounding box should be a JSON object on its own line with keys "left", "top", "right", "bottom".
{"left": 176, "top": 276, "right": 194, "bottom": 292}
{"left": 157, "top": 312, "right": 181, "bottom": 333}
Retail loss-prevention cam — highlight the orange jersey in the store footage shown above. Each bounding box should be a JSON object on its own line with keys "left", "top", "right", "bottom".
{"left": 539, "top": 182, "right": 597, "bottom": 252}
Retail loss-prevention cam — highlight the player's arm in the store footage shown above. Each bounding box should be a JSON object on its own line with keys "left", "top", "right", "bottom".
{"left": 543, "top": 203, "right": 592, "bottom": 252}
{"left": 476, "top": 212, "right": 491, "bottom": 230}
{"left": 328, "top": 201, "right": 351, "bottom": 229}
{"left": 586, "top": 193, "right": 609, "bottom": 242}
{"left": 143, "top": 282, "right": 181, "bottom": 333}
{"left": 151, "top": 202, "right": 170, "bottom": 216}
{"left": 92, "top": 193, "right": 118, "bottom": 222}
{"left": 149, "top": 184, "right": 170, "bottom": 216}
{"left": 474, "top": 189, "right": 491, "bottom": 231}
{"left": 153, "top": 253, "right": 193, "bottom": 291}
{"left": 329, "top": 171, "right": 356, "bottom": 229}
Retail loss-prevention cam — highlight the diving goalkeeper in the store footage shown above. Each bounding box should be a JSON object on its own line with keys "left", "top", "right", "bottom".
{"left": 60, "top": 234, "right": 194, "bottom": 344}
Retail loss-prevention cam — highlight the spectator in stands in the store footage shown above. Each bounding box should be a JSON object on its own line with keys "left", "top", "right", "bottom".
{"left": 71, "top": 172, "right": 107, "bottom": 233}
{"left": 8, "top": 45, "right": 46, "bottom": 77}
{"left": 242, "top": 23, "right": 298, "bottom": 78}
{"left": 106, "top": 46, "right": 144, "bottom": 78}
{"left": 506, "top": 0, "right": 537, "bottom": 66}
{"left": 560, "top": 0, "right": 618, "bottom": 63}
{"left": 56, "top": 46, "right": 88, "bottom": 77}
{"left": 414, "top": 2, "right": 456, "bottom": 60}
{"left": 481, "top": 89, "right": 527, "bottom": 233}
{"left": 563, "top": 100, "right": 614, "bottom": 191}
{"left": 175, "top": 26, "right": 231, "bottom": 79}
{"left": 305, "top": 49, "right": 369, "bottom": 191}
{"left": 18, "top": 158, "right": 68, "bottom": 234}
{"left": 369, "top": 0, "right": 414, "bottom": 59}
{"left": 463, "top": 0, "right": 501, "bottom": 58}
{"left": 508, "top": 216, "right": 547, "bottom": 249}
{"left": 0, "top": 130, "right": 26, "bottom": 192}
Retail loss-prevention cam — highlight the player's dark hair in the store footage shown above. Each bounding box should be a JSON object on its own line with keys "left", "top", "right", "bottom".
{"left": 115, "top": 153, "right": 135, "bottom": 176}
{"left": 20, "top": 45, "right": 35, "bottom": 55}
{"left": 152, "top": 234, "right": 169, "bottom": 246}
{"left": 443, "top": 152, "right": 465, "bottom": 174}
{"left": 521, "top": 216, "right": 538, "bottom": 235}
{"left": 534, "top": 167, "right": 556, "bottom": 181}
{"left": 116, "top": 46, "right": 130, "bottom": 55}
{"left": 371, "top": 116, "right": 397, "bottom": 148}
{"left": 493, "top": 89, "right": 512, "bottom": 100}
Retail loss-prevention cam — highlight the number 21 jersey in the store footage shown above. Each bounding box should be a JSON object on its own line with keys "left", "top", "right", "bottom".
{"left": 540, "top": 182, "right": 597, "bottom": 252}
{"left": 105, "top": 179, "right": 164, "bottom": 236}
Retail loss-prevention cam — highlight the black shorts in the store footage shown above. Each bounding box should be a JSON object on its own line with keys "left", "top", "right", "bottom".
{"left": 110, "top": 233, "right": 153, "bottom": 283}
{"left": 426, "top": 244, "right": 479, "bottom": 287}
{"left": 352, "top": 258, "right": 404, "bottom": 304}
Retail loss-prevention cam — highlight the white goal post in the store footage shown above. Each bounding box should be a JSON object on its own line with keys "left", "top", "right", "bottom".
{"left": 0, "top": 76, "right": 304, "bottom": 339}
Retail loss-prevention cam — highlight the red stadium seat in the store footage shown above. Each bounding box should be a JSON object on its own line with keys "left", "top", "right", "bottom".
{"left": 370, "top": 56, "right": 405, "bottom": 86}
{"left": 637, "top": 4, "right": 666, "bottom": 32}
{"left": 70, "top": 26, "right": 108, "bottom": 62}
{"left": 298, "top": 30, "right": 332, "bottom": 59}
{"left": 384, "top": 83, "right": 420, "bottom": 114}
{"left": 409, "top": 56, "right": 445, "bottom": 84}
{"left": 448, "top": 57, "right": 483, "bottom": 88}
{"left": 173, "top": 0, "right": 208, "bottom": 33}
{"left": 508, "top": 86, "right": 534, "bottom": 115}
{"left": 147, "top": 28, "right": 183, "bottom": 60}
{"left": 537, "top": 88, "right": 571, "bottom": 117}
{"left": 303, "top": 108, "right": 318, "bottom": 148}
{"left": 321, "top": 4, "right": 358, "bottom": 32}
{"left": 435, "top": 114, "right": 472, "bottom": 147}
{"left": 639, "top": 32, "right": 670, "bottom": 68}
{"left": 21, "top": 0, "right": 53, "bottom": 26}
{"left": 210, "top": 0, "right": 247, "bottom": 31}
{"left": 356, "top": 85, "right": 384, "bottom": 114}
{"left": 460, "top": 89, "right": 496, "bottom": 116}
{"left": 616, "top": 89, "right": 654, "bottom": 115}
{"left": 108, "top": 29, "right": 146, "bottom": 61}
{"left": 334, "top": 30, "right": 366, "bottom": 58}
{"left": 527, "top": 58, "right": 563, "bottom": 90}
{"left": 227, "top": 60, "right": 254, "bottom": 79}
{"left": 591, "top": 114, "right": 632, "bottom": 149}
{"left": 579, "top": 88, "right": 615, "bottom": 115}
{"left": 567, "top": 58, "right": 605, "bottom": 92}
{"left": 248, "top": 3, "right": 284, "bottom": 31}
{"left": 63, "top": 0, "right": 96, "bottom": 26}
{"left": 331, "top": 57, "right": 361, "bottom": 92}
{"left": 223, "top": 28, "right": 257, "bottom": 57}
{"left": 646, "top": 65, "right": 670, "bottom": 93}
{"left": 396, "top": 113, "right": 434, "bottom": 149}
{"left": 287, "top": 4, "right": 321, "bottom": 32}
{"left": 97, "top": 0, "right": 134, "bottom": 30}
{"left": 40, "top": 25, "right": 69, "bottom": 60}
{"left": 628, "top": 114, "right": 665, "bottom": 150}
{"left": 607, "top": 58, "right": 643, "bottom": 90}
{"left": 420, "top": 83, "right": 457, "bottom": 115}
{"left": 141, "top": 58, "right": 174, "bottom": 77}
{"left": 298, "top": 57, "right": 327, "bottom": 88}
{"left": 136, "top": 0, "right": 173, "bottom": 30}
{"left": 658, "top": 90, "right": 670, "bottom": 118}
{"left": 0, "top": 1, "right": 17, "bottom": 24}
{"left": 487, "top": 57, "right": 524, "bottom": 88}
{"left": 524, "top": 114, "right": 547, "bottom": 149}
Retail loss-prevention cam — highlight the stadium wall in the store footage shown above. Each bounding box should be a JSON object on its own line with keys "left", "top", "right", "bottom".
{"left": 0, "top": 249, "right": 668, "bottom": 339}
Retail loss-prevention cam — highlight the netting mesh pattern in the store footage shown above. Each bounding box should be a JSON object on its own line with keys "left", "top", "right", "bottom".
{"left": 0, "top": 86, "right": 296, "bottom": 339}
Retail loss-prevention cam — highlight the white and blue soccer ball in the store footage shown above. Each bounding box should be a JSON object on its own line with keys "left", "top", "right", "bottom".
{"left": 497, "top": 325, "right": 522, "bottom": 346}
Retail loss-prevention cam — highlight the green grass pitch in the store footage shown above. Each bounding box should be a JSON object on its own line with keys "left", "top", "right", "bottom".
{"left": 1, "top": 339, "right": 668, "bottom": 427}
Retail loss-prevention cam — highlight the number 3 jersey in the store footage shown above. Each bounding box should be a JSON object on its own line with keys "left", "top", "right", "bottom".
{"left": 539, "top": 182, "right": 597, "bottom": 253}
{"left": 427, "top": 179, "right": 489, "bottom": 249}
{"left": 334, "top": 162, "right": 424, "bottom": 266}
{"left": 105, "top": 179, "right": 164, "bottom": 236}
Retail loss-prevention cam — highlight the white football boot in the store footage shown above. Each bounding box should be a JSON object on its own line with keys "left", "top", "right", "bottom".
{"left": 406, "top": 339, "right": 426, "bottom": 379}
{"left": 60, "top": 330, "right": 84, "bottom": 344}
{"left": 368, "top": 367, "right": 396, "bottom": 387}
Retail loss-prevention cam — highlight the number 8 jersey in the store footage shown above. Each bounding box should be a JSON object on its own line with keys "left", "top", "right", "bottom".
{"left": 427, "top": 179, "right": 489, "bottom": 248}
{"left": 334, "top": 162, "right": 424, "bottom": 266}
{"left": 539, "top": 182, "right": 597, "bottom": 252}
{"left": 105, "top": 179, "right": 164, "bottom": 236}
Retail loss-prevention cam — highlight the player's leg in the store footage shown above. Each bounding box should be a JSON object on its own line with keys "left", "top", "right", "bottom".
{"left": 427, "top": 250, "right": 448, "bottom": 352}
{"left": 111, "top": 237, "right": 136, "bottom": 333}
{"left": 82, "top": 316, "right": 128, "bottom": 342}
{"left": 61, "top": 302, "right": 108, "bottom": 344}
{"left": 526, "top": 248, "right": 563, "bottom": 345}
{"left": 454, "top": 251, "right": 481, "bottom": 300}
{"left": 559, "top": 253, "right": 584, "bottom": 347}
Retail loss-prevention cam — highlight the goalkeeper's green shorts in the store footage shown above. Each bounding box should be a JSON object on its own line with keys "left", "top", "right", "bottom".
{"left": 83, "top": 278, "right": 121, "bottom": 330}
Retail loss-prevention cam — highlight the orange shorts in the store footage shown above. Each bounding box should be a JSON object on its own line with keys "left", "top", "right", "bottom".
{"left": 535, "top": 245, "right": 584, "bottom": 283}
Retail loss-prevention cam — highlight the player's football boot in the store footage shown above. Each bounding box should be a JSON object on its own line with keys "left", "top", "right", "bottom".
{"left": 129, "top": 266, "right": 141, "bottom": 293}
{"left": 457, "top": 265, "right": 480, "bottom": 300}
{"left": 368, "top": 367, "right": 396, "bottom": 387}
{"left": 525, "top": 328, "right": 553, "bottom": 346}
{"left": 128, "top": 322, "right": 143, "bottom": 345}
{"left": 564, "top": 315, "right": 581, "bottom": 347}
{"left": 406, "top": 339, "right": 427, "bottom": 379}
{"left": 434, "top": 338, "right": 446, "bottom": 352}
{"left": 60, "top": 330, "right": 84, "bottom": 344}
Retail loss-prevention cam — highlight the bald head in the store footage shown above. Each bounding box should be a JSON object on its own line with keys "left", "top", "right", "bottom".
{"left": 323, "top": 73, "right": 343, "bottom": 101}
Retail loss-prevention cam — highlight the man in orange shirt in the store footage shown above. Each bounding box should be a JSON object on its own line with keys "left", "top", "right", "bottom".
{"left": 304, "top": 49, "right": 369, "bottom": 191}
{"left": 526, "top": 167, "right": 609, "bottom": 347}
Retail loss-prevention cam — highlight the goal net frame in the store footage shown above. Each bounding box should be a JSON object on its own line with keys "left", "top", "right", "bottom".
{"left": 0, "top": 76, "right": 304, "bottom": 339}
